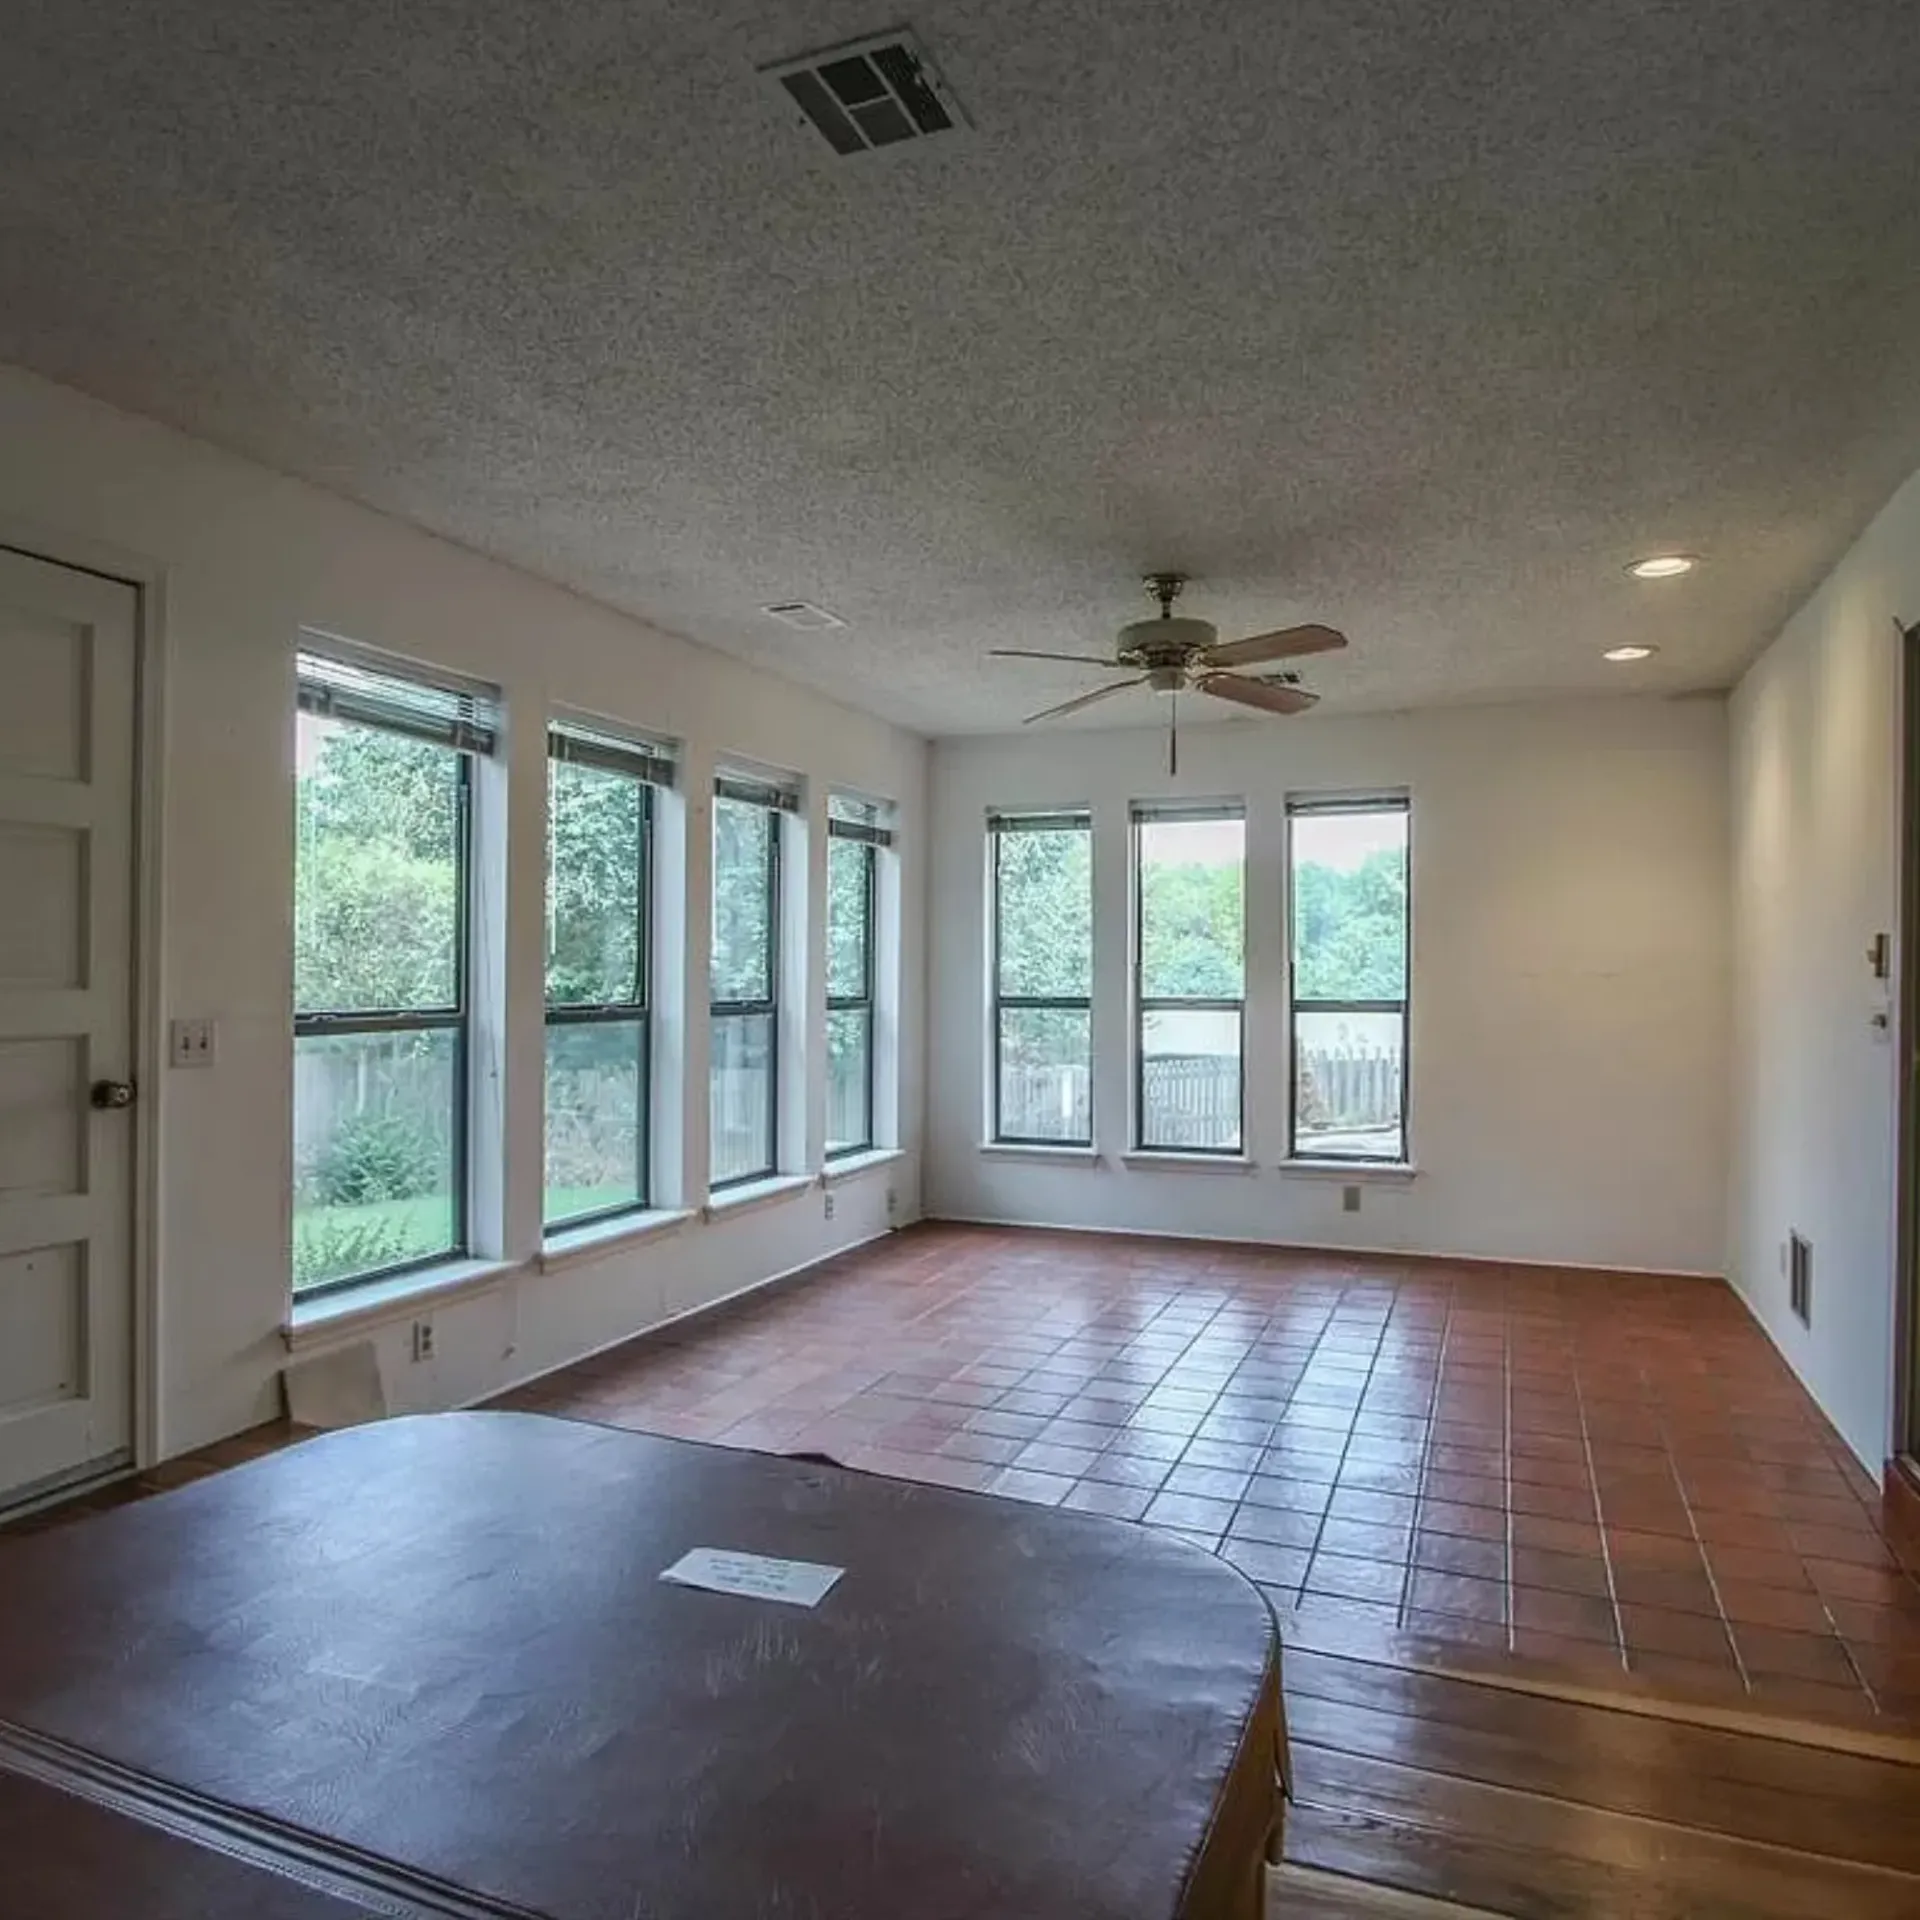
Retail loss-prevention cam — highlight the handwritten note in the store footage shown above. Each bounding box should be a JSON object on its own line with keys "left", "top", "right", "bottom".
{"left": 660, "top": 1547, "right": 845, "bottom": 1609}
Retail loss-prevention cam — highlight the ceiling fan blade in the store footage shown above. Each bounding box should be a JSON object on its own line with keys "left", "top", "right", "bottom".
{"left": 990, "top": 648, "right": 1125, "bottom": 666}
{"left": 1200, "top": 623, "right": 1347, "bottom": 669}
{"left": 1022, "top": 678, "right": 1148, "bottom": 725}
{"left": 1198, "top": 672, "right": 1319, "bottom": 716}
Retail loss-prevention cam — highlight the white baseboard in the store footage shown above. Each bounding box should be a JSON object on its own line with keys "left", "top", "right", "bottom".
{"left": 923, "top": 1210, "right": 1720, "bottom": 1282}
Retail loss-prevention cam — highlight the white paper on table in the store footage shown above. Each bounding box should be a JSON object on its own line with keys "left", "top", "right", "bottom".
{"left": 659, "top": 1547, "right": 845, "bottom": 1608}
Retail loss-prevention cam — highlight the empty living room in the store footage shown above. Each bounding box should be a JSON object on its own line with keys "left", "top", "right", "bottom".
{"left": 3, "top": 2, "right": 1920, "bottom": 1914}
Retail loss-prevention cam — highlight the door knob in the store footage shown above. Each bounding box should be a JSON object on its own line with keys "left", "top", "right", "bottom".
{"left": 90, "top": 1079, "right": 135, "bottom": 1110}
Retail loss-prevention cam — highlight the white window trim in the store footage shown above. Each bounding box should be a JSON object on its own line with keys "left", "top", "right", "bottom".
{"left": 539, "top": 1207, "right": 697, "bottom": 1274}
{"left": 703, "top": 1170, "right": 816, "bottom": 1221}
{"left": 1275, "top": 1158, "right": 1419, "bottom": 1182}
{"left": 821, "top": 1146, "right": 906, "bottom": 1187}
{"left": 285, "top": 1256, "right": 522, "bottom": 1352}
{"left": 977, "top": 1141, "right": 1103, "bottom": 1166}
{"left": 1120, "top": 1150, "right": 1256, "bottom": 1174}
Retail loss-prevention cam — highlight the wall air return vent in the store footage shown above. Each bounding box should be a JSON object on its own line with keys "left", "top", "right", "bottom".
{"left": 764, "top": 30, "right": 965, "bottom": 157}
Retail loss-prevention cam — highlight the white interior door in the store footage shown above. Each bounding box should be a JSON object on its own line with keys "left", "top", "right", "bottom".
{"left": 0, "top": 547, "right": 137, "bottom": 1507}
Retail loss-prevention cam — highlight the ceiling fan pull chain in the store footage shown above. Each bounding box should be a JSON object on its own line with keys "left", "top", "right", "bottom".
{"left": 1169, "top": 688, "right": 1179, "bottom": 777}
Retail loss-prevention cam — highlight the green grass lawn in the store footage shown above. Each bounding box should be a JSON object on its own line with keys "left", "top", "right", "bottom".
{"left": 294, "top": 1186, "right": 640, "bottom": 1292}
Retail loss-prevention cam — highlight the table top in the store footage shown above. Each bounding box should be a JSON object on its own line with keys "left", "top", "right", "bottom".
{"left": 0, "top": 1413, "right": 1280, "bottom": 1919}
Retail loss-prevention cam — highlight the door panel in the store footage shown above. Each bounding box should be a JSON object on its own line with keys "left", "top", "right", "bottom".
{"left": 0, "top": 549, "right": 136, "bottom": 1506}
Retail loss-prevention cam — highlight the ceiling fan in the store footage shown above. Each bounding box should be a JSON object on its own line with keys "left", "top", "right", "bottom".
{"left": 990, "top": 574, "right": 1347, "bottom": 772}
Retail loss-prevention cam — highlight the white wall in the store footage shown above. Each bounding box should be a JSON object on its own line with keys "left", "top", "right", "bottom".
{"left": 927, "top": 698, "right": 1730, "bottom": 1275}
{"left": 1728, "top": 468, "right": 1920, "bottom": 1471}
{"left": 0, "top": 364, "right": 928, "bottom": 1459}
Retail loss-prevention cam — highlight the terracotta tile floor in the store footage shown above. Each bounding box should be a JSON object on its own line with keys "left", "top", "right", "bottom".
{"left": 492, "top": 1221, "right": 1920, "bottom": 1722}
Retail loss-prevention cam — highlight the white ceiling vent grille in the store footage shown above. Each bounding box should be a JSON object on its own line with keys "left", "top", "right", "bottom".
{"left": 762, "top": 600, "right": 848, "bottom": 630}
{"left": 763, "top": 30, "right": 965, "bottom": 157}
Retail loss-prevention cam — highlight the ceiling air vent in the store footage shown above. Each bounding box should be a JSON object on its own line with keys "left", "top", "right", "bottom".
{"left": 762, "top": 601, "right": 847, "bottom": 631}
{"left": 764, "top": 30, "right": 965, "bottom": 157}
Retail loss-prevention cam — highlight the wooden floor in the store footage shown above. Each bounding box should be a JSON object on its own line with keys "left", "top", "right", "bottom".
{"left": 9, "top": 1224, "right": 1920, "bottom": 1916}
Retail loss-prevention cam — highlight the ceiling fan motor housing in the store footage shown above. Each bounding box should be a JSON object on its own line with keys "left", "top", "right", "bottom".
{"left": 1118, "top": 615, "right": 1217, "bottom": 673}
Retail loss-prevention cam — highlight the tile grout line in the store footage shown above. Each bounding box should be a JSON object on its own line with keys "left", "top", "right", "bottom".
{"left": 1567, "top": 1304, "right": 1630, "bottom": 1674}
{"left": 1645, "top": 1375, "right": 1756, "bottom": 1695}
{"left": 1289, "top": 1280, "right": 1395, "bottom": 1625}
{"left": 1393, "top": 1275, "right": 1455, "bottom": 1634}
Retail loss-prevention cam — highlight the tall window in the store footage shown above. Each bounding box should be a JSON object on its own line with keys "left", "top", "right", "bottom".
{"left": 292, "top": 650, "right": 495, "bottom": 1296}
{"left": 827, "top": 793, "right": 892, "bottom": 1157}
{"left": 710, "top": 774, "right": 792, "bottom": 1187}
{"left": 1134, "top": 804, "right": 1245, "bottom": 1154}
{"left": 544, "top": 724, "right": 672, "bottom": 1232}
{"left": 990, "top": 811, "right": 1093, "bottom": 1146}
{"left": 1288, "top": 796, "right": 1411, "bottom": 1162}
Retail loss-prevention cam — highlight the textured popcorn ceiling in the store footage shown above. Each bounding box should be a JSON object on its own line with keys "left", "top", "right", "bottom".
{"left": 3, "top": 0, "right": 1919, "bottom": 734}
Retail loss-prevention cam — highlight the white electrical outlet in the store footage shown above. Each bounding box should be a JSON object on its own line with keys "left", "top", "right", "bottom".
{"left": 823, "top": 1190, "right": 836, "bottom": 1222}
{"left": 411, "top": 1319, "right": 435, "bottom": 1363}
{"left": 169, "top": 1018, "right": 216, "bottom": 1068}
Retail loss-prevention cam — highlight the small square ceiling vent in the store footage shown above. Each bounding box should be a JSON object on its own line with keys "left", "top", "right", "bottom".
{"left": 762, "top": 600, "right": 847, "bottom": 630}
{"left": 763, "top": 30, "right": 965, "bottom": 157}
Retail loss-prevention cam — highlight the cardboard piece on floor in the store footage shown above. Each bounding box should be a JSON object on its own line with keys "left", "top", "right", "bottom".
{"left": 282, "top": 1341, "right": 387, "bottom": 1429}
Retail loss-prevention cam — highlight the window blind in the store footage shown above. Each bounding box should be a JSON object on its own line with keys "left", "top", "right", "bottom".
{"left": 987, "top": 808, "right": 1089, "bottom": 833}
{"left": 297, "top": 648, "right": 499, "bottom": 754}
{"left": 1130, "top": 798, "right": 1245, "bottom": 824}
{"left": 828, "top": 790, "right": 896, "bottom": 846}
{"left": 715, "top": 771, "right": 801, "bottom": 813}
{"left": 549, "top": 720, "right": 677, "bottom": 787}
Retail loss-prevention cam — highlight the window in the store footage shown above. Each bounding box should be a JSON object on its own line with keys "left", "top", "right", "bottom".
{"left": 292, "top": 649, "right": 496, "bottom": 1296}
{"left": 1288, "top": 796, "right": 1410, "bottom": 1161}
{"left": 544, "top": 724, "right": 673, "bottom": 1232}
{"left": 828, "top": 793, "right": 892, "bottom": 1157}
{"left": 710, "top": 774, "right": 793, "bottom": 1187}
{"left": 1134, "top": 804, "right": 1245, "bottom": 1153}
{"left": 990, "top": 811, "right": 1093, "bottom": 1145}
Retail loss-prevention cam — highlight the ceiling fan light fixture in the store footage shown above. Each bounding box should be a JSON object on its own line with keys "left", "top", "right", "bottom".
{"left": 1625, "top": 554, "right": 1697, "bottom": 580}
{"left": 1603, "top": 643, "right": 1657, "bottom": 662}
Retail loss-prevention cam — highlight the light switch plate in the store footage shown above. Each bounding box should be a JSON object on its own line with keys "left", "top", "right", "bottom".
{"left": 169, "top": 1017, "right": 216, "bottom": 1068}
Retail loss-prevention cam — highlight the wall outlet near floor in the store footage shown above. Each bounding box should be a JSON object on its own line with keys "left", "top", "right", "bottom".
{"left": 1342, "top": 1185, "right": 1361, "bottom": 1214}
{"left": 823, "top": 1190, "right": 836, "bottom": 1222}
{"left": 886, "top": 1186, "right": 897, "bottom": 1223}
{"left": 169, "top": 1017, "right": 216, "bottom": 1068}
{"left": 410, "top": 1318, "right": 435, "bottom": 1363}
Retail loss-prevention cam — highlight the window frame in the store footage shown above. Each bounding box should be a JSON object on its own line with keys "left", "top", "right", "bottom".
{"left": 543, "top": 726, "right": 659, "bottom": 1234}
{"left": 825, "top": 820, "right": 878, "bottom": 1159}
{"left": 989, "top": 810, "right": 1094, "bottom": 1149}
{"left": 1131, "top": 802, "right": 1247, "bottom": 1156}
{"left": 1285, "top": 793, "right": 1412, "bottom": 1165}
{"left": 292, "top": 650, "right": 488, "bottom": 1300}
{"left": 709, "top": 778, "right": 787, "bottom": 1190}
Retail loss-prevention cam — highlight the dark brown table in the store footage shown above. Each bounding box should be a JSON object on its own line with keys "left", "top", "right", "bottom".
{"left": 0, "top": 1413, "right": 1285, "bottom": 1918}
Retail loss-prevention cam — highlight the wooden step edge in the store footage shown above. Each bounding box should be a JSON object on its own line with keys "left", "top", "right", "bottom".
{"left": 1268, "top": 1858, "right": 1510, "bottom": 1917}
{"left": 1407, "top": 1652, "right": 1920, "bottom": 1767}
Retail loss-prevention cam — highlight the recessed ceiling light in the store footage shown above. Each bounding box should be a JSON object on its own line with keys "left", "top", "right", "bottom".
{"left": 1626, "top": 554, "right": 1697, "bottom": 580}
{"left": 1603, "top": 644, "right": 1657, "bottom": 662}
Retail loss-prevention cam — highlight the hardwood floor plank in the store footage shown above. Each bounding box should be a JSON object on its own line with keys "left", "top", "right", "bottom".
{"left": 1289, "top": 1744, "right": 1920, "bottom": 1919}
{"left": 1283, "top": 1691, "right": 1920, "bottom": 1874}
{"left": 1284, "top": 1647, "right": 1920, "bottom": 1821}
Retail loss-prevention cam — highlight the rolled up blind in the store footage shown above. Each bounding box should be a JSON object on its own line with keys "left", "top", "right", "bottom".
{"left": 297, "top": 646, "right": 499, "bottom": 754}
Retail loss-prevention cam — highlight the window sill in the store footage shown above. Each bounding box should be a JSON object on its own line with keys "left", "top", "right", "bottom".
{"left": 977, "top": 1141, "right": 1102, "bottom": 1166}
{"left": 1120, "top": 1150, "right": 1256, "bottom": 1174}
{"left": 285, "top": 1256, "right": 522, "bottom": 1353}
{"left": 1276, "top": 1158, "right": 1419, "bottom": 1183}
{"left": 539, "top": 1208, "right": 696, "bottom": 1274}
{"left": 703, "top": 1172, "right": 816, "bottom": 1221}
{"left": 822, "top": 1146, "right": 905, "bottom": 1187}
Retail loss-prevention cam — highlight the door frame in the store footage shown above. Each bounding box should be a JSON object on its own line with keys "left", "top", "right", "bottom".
{"left": 1896, "top": 617, "right": 1920, "bottom": 1470}
{"left": 0, "top": 518, "right": 168, "bottom": 1477}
